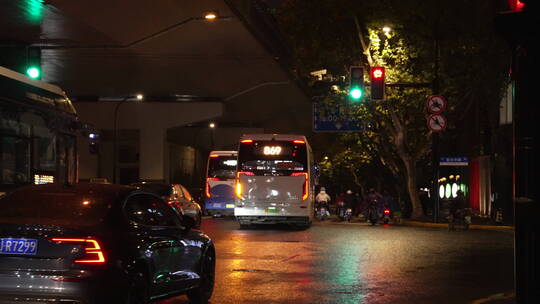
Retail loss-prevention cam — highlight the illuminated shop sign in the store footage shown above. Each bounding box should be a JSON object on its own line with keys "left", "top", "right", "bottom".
{"left": 34, "top": 174, "right": 54, "bottom": 184}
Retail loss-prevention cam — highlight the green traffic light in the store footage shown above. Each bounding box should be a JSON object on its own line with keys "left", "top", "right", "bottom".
{"left": 26, "top": 66, "right": 41, "bottom": 79}
{"left": 349, "top": 87, "right": 363, "bottom": 100}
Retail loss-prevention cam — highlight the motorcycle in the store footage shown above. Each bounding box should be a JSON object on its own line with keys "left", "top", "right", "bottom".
{"left": 343, "top": 207, "right": 353, "bottom": 222}
{"left": 316, "top": 203, "right": 330, "bottom": 221}
{"left": 382, "top": 207, "right": 392, "bottom": 224}
{"left": 337, "top": 201, "right": 345, "bottom": 221}
{"left": 367, "top": 200, "right": 379, "bottom": 225}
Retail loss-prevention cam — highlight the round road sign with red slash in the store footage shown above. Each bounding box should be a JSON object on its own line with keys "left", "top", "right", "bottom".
{"left": 426, "top": 95, "right": 447, "bottom": 114}
{"left": 427, "top": 114, "right": 447, "bottom": 132}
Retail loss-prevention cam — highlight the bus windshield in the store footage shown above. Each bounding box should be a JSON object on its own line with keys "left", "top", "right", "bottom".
{"left": 207, "top": 156, "right": 237, "bottom": 180}
{"left": 238, "top": 141, "right": 307, "bottom": 175}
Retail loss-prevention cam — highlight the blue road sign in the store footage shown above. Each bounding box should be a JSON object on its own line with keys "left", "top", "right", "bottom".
{"left": 440, "top": 156, "right": 469, "bottom": 166}
{"left": 313, "top": 102, "right": 363, "bottom": 132}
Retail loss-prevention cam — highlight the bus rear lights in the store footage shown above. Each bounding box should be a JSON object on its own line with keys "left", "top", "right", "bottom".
{"left": 293, "top": 140, "right": 305, "bottom": 144}
{"left": 237, "top": 171, "right": 254, "bottom": 177}
{"left": 240, "top": 139, "right": 253, "bottom": 143}
{"left": 291, "top": 172, "right": 309, "bottom": 200}
{"left": 52, "top": 238, "right": 105, "bottom": 264}
{"left": 235, "top": 182, "right": 243, "bottom": 199}
{"left": 235, "top": 172, "right": 254, "bottom": 199}
{"left": 209, "top": 154, "right": 219, "bottom": 158}
{"left": 206, "top": 177, "right": 220, "bottom": 197}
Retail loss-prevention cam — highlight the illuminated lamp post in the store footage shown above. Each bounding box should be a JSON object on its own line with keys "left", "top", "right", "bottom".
{"left": 113, "top": 94, "right": 143, "bottom": 184}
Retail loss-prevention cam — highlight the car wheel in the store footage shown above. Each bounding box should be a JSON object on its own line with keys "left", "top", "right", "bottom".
{"left": 187, "top": 249, "right": 215, "bottom": 304}
{"left": 125, "top": 271, "right": 149, "bottom": 304}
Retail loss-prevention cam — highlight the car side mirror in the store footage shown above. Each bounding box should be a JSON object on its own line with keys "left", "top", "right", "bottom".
{"left": 182, "top": 214, "right": 196, "bottom": 231}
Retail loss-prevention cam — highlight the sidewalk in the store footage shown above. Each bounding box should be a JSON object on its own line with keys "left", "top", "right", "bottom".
{"left": 323, "top": 215, "right": 514, "bottom": 231}
{"left": 400, "top": 214, "right": 514, "bottom": 231}
{"left": 401, "top": 218, "right": 514, "bottom": 231}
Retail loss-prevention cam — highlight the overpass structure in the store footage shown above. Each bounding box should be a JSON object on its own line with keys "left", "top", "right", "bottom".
{"left": 0, "top": 0, "right": 311, "bottom": 185}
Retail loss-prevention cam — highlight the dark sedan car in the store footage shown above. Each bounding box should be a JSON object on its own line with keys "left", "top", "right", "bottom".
{"left": 0, "top": 183, "right": 215, "bottom": 304}
{"left": 131, "top": 182, "right": 203, "bottom": 228}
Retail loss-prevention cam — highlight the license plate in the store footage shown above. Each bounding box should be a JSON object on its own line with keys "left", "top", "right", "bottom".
{"left": 0, "top": 238, "right": 38, "bottom": 255}
{"left": 266, "top": 207, "right": 279, "bottom": 214}
{"left": 213, "top": 203, "right": 222, "bottom": 208}
{"left": 226, "top": 204, "right": 235, "bottom": 209}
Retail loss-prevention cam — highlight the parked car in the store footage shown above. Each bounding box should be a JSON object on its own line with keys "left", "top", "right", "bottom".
{"left": 0, "top": 183, "right": 215, "bottom": 304}
{"left": 188, "top": 187, "right": 206, "bottom": 213}
{"left": 131, "top": 182, "right": 203, "bottom": 228}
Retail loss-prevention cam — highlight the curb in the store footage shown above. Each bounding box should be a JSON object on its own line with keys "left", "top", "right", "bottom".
{"left": 314, "top": 216, "right": 514, "bottom": 231}
{"left": 401, "top": 220, "right": 514, "bottom": 231}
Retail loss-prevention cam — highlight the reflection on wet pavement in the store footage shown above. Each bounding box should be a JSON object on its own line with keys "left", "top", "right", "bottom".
{"left": 158, "top": 219, "right": 514, "bottom": 304}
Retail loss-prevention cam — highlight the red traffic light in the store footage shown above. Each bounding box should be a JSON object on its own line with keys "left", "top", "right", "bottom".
{"left": 370, "top": 67, "right": 385, "bottom": 100}
{"left": 507, "top": 0, "right": 524, "bottom": 12}
{"left": 371, "top": 67, "right": 385, "bottom": 79}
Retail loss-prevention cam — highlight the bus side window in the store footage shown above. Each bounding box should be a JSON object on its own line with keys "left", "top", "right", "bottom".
{"left": 0, "top": 136, "right": 30, "bottom": 184}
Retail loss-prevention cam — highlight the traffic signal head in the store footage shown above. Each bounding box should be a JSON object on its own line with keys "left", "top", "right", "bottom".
{"left": 25, "top": 47, "right": 41, "bottom": 80}
{"left": 349, "top": 66, "right": 364, "bottom": 102}
{"left": 370, "top": 66, "right": 385, "bottom": 100}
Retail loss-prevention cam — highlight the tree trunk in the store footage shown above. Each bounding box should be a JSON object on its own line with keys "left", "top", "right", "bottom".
{"left": 402, "top": 155, "right": 423, "bottom": 219}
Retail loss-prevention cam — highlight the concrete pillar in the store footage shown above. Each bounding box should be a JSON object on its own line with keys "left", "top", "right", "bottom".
{"left": 139, "top": 125, "right": 166, "bottom": 182}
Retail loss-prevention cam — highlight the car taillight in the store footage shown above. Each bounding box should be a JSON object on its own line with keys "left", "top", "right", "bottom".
{"left": 291, "top": 172, "right": 309, "bottom": 200}
{"left": 206, "top": 177, "right": 219, "bottom": 198}
{"left": 52, "top": 238, "right": 106, "bottom": 264}
{"left": 384, "top": 209, "right": 390, "bottom": 214}
{"left": 235, "top": 171, "right": 254, "bottom": 199}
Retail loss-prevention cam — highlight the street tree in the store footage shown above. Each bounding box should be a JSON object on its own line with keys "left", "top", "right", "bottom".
{"left": 276, "top": 0, "right": 510, "bottom": 219}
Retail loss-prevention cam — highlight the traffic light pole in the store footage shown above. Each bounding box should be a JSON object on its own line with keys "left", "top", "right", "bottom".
{"left": 496, "top": 6, "right": 539, "bottom": 302}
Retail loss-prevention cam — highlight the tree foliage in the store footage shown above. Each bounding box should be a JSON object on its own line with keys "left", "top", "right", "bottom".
{"left": 274, "top": 0, "right": 510, "bottom": 218}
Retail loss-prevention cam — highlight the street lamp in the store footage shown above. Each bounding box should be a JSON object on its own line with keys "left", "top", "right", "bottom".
{"left": 204, "top": 11, "right": 217, "bottom": 21}
{"left": 209, "top": 122, "right": 216, "bottom": 150}
{"left": 113, "top": 94, "right": 143, "bottom": 184}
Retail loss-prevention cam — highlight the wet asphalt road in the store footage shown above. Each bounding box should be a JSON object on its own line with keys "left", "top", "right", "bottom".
{"left": 159, "top": 217, "right": 514, "bottom": 304}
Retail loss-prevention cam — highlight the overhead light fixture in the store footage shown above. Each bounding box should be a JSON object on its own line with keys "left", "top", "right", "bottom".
{"left": 204, "top": 12, "right": 217, "bottom": 20}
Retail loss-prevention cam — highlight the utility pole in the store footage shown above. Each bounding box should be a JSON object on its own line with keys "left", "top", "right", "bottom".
{"left": 432, "top": 35, "right": 441, "bottom": 223}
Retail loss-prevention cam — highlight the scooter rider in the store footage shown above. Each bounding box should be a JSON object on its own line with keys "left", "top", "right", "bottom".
{"left": 366, "top": 188, "right": 383, "bottom": 221}
{"left": 315, "top": 187, "right": 331, "bottom": 216}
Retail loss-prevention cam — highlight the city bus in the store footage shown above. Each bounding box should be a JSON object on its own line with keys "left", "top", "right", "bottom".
{"left": 204, "top": 150, "right": 238, "bottom": 216}
{"left": 234, "top": 134, "right": 314, "bottom": 228}
{"left": 0, "top": 66, "right": 86, "bottom": 194}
